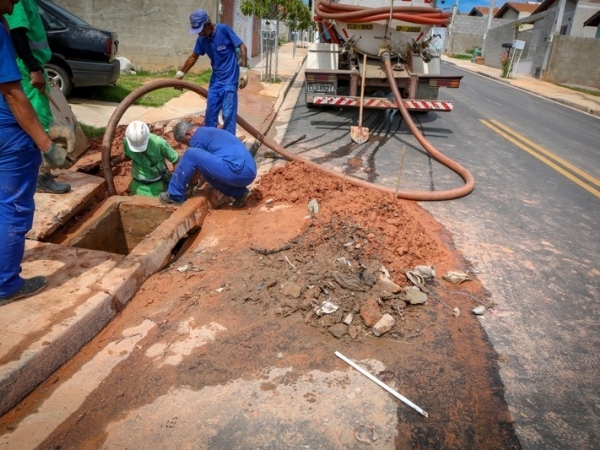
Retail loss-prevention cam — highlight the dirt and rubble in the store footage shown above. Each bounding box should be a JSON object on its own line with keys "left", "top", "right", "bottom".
{"left": 76, "top": 124, "right": 485, "bottom": 340}
{"left": 7, "top": 123, "right": 520, "bottom": 448}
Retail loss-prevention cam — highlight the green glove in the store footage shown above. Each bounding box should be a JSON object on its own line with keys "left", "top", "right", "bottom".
{"left": 42, "top": 143, "right": 71, "bottom": 168}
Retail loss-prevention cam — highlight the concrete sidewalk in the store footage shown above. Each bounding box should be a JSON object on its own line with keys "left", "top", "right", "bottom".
{"left": 0, "top": 42, "right": 308, "bottom": 417}
{"left": 442, "top": 55, "right": 600, "bottom": 118}
{"left": 69, "top": 42, "right": 308, "bottom": 130}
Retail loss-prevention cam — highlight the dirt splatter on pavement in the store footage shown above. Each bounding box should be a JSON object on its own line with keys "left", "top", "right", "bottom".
{"left": 1, "top": 129, "right": 520, "bottom": 448}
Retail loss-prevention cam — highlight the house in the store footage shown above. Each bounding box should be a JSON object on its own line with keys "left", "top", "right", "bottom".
{"left": 494, "top": 2, "right": 542, "bottom": 30}
{"left": 583, "top": 9, "right": 600, "bottom": 37}
{"left": 494, "top": 2, "right": 541, "bottom": 20}
{"left": 468, "top": 6, "right": 501, "bottom": 16}
{"left": 531, "top": 0, "right": 600, "bottom": 37}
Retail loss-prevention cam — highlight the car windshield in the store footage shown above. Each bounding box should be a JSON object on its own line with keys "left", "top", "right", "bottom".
{"left": 39, "top": 0, "right": 91, "bottom": 27}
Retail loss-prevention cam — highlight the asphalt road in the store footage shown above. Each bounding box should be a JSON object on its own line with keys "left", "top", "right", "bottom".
{"left": 283, "top": 63, "right": 600, "bottom": 449}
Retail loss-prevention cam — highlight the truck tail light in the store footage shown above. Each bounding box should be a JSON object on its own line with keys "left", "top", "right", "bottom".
{"left": 306, "top": 73, "right": 337, "bottom": 83}
{"left": 427, "top": 76, "right": 462, "bottom": 88}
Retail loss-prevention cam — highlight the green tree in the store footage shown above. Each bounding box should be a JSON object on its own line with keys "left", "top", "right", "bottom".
{"left": 241, "top": 0, "right": 313, "bottom": 81}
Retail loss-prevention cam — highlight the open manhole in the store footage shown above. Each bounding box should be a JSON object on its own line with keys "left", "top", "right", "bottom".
{"left": 61, "top": 196, "right": 174, "bottom": 256}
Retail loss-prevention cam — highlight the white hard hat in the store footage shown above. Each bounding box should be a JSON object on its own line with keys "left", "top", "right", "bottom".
{"left": 125, "top": 121, "right": 150, "bottom": 152}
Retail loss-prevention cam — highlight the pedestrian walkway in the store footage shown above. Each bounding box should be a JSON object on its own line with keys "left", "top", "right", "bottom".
{"left": 442, "top": 55, "right": 600, "bottom": 118}
{"left": 69, "top": 42, "right": 309, "bottom": 131}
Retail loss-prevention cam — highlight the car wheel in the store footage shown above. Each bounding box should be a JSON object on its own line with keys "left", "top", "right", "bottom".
{"left": 45, "top": 64, "right": 73, "bottom": 97}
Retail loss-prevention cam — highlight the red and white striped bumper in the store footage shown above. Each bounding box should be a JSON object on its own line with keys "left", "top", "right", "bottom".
{"left": 312, "top": 96, "right": 454, "bottom": 111}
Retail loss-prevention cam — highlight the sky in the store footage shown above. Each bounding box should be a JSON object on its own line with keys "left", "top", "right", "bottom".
{"left": 437, "top": 0, "right": 512, "bottom": 15}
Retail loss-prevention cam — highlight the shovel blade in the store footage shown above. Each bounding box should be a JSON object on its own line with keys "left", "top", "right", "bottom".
{"left": 351, "top": 126, "right": 369, "bottom": 144}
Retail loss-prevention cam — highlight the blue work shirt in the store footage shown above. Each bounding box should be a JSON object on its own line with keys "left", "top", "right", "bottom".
{"left": 193, "top": 24, "right": 243, "bottom": 87}
{"left": 189, "top": 126, "right": 256, "bottom": 176}
{"left": 0, "top": 24, "right": 31, "bottom": 150}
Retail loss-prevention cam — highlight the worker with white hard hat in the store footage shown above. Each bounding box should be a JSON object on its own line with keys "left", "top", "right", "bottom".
{"left": 111, "top": 121, "right": 179, "bottom": 197}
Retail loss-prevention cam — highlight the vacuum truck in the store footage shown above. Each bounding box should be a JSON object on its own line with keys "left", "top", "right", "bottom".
{"left": 305, "top": 0, "right": 462, "bottom": 113}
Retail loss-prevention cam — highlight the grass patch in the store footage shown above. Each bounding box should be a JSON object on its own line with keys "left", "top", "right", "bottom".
{"left": 79, "top": 123, "right": 106, "bottom": 140}
{"left": 558, "top": 84, "right": 600, "bottom": 97}
{"left": 72, "top": 69, "right": 212, "bottom": 107}
{"left": 450, "top": 54, "right": 473, "bottom": 60}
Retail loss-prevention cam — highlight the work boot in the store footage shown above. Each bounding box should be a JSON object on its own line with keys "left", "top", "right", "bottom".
{"left": 230, "top": 188, "right": 252, "bottom": 208}
{"left": 37, "top": 172, "right": 71, "bottom": 194}
{"left": 0, "top": 276, "right": 47, "bottom": 306}
{"left": 159, "top": 192, "right": 184, "bottom": 206}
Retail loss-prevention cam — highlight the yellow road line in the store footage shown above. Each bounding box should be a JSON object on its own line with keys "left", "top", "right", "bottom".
{"left": 490, "top": 119, "right": 600, "bottom": 187}
{"left": 480, "top": 120, "right": 600, "bottom": 198}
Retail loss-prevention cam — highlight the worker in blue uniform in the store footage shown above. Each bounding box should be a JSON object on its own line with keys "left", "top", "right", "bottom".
{"left": 0, "top": 1, "right": 70, "bottom": 305}
{"left": 159, "top": 120, "right": 256, "bottom": 208}
{"left": 175, "top": 9, "right": 248, "bottom": 136}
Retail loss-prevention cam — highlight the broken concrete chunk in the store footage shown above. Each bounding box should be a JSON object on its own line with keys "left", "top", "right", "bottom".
{"left": 414, "top": 265, "right": 436, "bottom": 279}
{"left": 443, "top": 271, "right": 472, "bottom": 284}
{"left": 329, "top": 323, "right": 348, "bottom": 339}
{"left": 343, "top": 313, "right": 354, "bottom": 326}
{"left": 379, "top": 265, "right": 390, "bottom": 279}
{"left": 376, "top": 273, "right": 402, "bottom": 294}
{"left": 401, "top": 286, "right": 428, "bottom": 305}
{"left": 316, "top": 301, "right": 339, "bottom": 316}
{"left": 472, "top": 305, "right": 486, "bottom": 315}
{"left": 282, "top": 282, "right": 303, "bottom": 299}
{"left": 303, "top": 286, "right": 321, "bottom": 300}
{"left": 360, "top": 298, "right": 383, "bottom": 327}
{"left": 373, "top": 314, "right": 395, "bottom": 337}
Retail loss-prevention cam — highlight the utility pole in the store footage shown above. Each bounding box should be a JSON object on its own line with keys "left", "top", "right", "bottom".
{"left": 480, "top": 0, "right": 496, "bottom": 59}
{"left": 541, "top": 0, "right": 567, "bottom": 76}
{"left": 443, "top": 0, "right": 459, "bottom": 55}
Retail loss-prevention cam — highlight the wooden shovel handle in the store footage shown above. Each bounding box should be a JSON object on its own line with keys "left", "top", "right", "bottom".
{"left": 358, "top": 53, "right": 367, "bottom": 127}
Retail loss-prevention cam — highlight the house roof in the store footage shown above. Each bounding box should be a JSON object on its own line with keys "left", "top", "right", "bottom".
{"left": 468, "top": 6, "right": 501, "bottom": 16}
{"left": 494, "top": 2, "right": 541, "bottom": 18}
{"left": 533, "top": 0, "right": 600, "bottom": 15}
{"left": 532, "top": 0, "right": 571, "bottom": 14}
{"left": 584, "top": 9, "right": 600, "bottom": 26}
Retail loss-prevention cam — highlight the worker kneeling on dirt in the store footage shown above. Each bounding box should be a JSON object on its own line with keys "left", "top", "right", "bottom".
{"left": 112, "top": 121, "right": 179, "bottom": 197}
{"left": 159, "top": 120, "right": 256, "bottom": 207}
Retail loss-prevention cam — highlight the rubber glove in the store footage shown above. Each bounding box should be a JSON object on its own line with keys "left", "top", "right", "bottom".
{"left": 42, "top": 142, "right": 71, "bottom": 168}
{"left": 239, "top": 67, "right": 248, "bottom": 89}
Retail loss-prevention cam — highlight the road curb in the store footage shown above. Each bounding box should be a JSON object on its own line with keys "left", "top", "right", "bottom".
{"left": 248, "top": 53, "right": 308, "bottom": 156}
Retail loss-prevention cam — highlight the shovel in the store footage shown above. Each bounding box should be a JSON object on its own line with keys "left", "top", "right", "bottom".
{"left": 351, "top": 53, "right": 369, "bottom": 144}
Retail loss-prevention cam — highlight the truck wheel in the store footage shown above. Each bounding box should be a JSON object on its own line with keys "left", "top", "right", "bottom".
{"left": 45, "top": 64, "right": 73, "bottom": 97}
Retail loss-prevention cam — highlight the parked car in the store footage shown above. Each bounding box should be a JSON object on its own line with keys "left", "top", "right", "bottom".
{"left": 36, "top": 0, "right": 120, "bottom": 97}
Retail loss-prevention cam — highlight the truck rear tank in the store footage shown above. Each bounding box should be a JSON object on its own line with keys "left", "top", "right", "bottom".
{"left": 306, "top": 0, "right": 462, "bottom": 112}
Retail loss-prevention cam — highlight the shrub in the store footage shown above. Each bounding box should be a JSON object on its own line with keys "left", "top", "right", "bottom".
{"left": 500, "top": 51, "right": 511, "bottom": 78}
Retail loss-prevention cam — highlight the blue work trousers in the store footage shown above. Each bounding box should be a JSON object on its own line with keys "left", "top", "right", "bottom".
{"left": 0, "top": 138, "right": 41, "bottom": 297}
{"left": 167, "top": 148, "right": 255, "bottom": 201}
{"left": 205, "top": 84, "right": 238, "bottom": 136}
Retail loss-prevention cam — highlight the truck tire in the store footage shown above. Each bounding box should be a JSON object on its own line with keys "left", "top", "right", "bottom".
{"left": 45, "top": 63, "right": 73, "bottom": 97}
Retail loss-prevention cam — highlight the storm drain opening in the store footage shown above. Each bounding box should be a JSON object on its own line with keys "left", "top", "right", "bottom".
{"left": 61, "top": 196, "right": 174, "bottom": 256}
